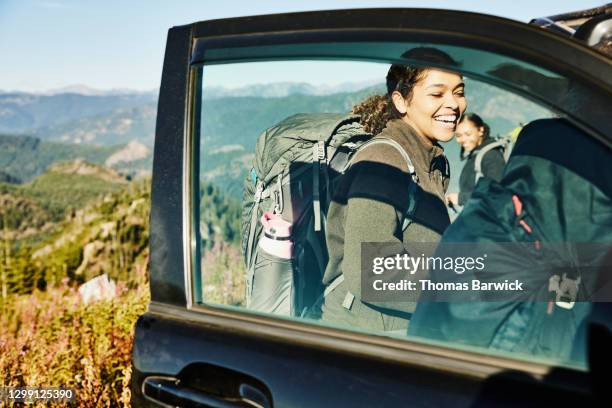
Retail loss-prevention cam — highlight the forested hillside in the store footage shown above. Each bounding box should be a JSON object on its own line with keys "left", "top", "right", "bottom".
{"left": 0, "top": 161, "right": 241, "bottom": 297}
{"left": 0, "top": 157, "right": 243, "bottom": 400}
{"left": 0, "top": 160, "right": 126, "bottom": 235}
{"left": 0, "top": 134, "right": 119, "bottom": 182}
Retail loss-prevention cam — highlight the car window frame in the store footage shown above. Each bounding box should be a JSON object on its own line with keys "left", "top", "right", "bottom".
{"left": 150, "top": 8, "right": 610, "bottom": 392}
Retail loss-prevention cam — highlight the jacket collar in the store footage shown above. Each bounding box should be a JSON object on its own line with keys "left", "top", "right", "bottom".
{"left": 383, "top": 119, "right": 445, "bottom": 164}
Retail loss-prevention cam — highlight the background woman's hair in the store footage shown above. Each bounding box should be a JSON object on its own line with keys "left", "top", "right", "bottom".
{"left": 352, "top": 47, "right": 459, "bottom": 135}
{"left": 460, "top": 112, "right": 490, "bottom": 139}
{"left": 458, "top": 112, "right": 490, "bottom": 159}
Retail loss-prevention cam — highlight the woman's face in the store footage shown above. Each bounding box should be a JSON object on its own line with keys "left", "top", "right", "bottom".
{"left": 455, "top": 120, "right": 485, "bottom": 152}
{"left": 393, "top": 68, "right": 467, "bottom": 143}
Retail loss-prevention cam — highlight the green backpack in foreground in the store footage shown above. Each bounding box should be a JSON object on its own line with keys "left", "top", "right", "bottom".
{"left": 241, "top": 113, "right": 371, "bottom": 316}
{"left": 410, "top": 118, "right": 612, "bottom": 362}
{"left": 242, "top": 112, "right": 419, "bottom": 317}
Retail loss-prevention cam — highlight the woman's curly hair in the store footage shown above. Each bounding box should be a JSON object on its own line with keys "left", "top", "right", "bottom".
{"left": 353, "top": 47, "right": 459, "bottom": 135}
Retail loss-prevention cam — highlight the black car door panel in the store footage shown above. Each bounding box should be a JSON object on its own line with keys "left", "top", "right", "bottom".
{"left": 132, "top": 8, "right": 611, "bottom": 407}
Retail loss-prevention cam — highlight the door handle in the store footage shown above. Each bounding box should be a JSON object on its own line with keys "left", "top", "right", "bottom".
{"left": 142, "top": 376, "right": 271, "bottom": 408}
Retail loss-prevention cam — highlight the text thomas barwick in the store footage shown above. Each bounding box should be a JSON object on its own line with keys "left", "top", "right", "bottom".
{"left": 372, "top": 279, "right": 524, "bottom": 291}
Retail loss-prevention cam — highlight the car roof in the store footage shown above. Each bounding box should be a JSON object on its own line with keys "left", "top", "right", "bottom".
{"left": 530, "top": 3, "right": 612, "bottom": 48}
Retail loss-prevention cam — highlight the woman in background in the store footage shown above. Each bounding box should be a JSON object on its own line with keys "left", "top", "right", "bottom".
{"left": 445, "top": 113, "right": 505, "bottom": 209}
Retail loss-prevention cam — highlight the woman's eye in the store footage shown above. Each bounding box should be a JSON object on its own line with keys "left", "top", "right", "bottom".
{"left": 429, "top": 93, "right": 443, "bottom": 97}
{"left": 455, "top": 91, "right": 465, "bottom": 97}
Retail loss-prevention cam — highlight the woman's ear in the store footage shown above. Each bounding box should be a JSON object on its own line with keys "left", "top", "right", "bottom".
{"left": 477, "top": 126, "right": 485, "bottom": 137}
{"left": 391, "top": 91, "right": 408, "bottom": 115}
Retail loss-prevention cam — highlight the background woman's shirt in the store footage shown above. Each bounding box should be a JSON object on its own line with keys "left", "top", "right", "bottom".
{"left": 458, "top": 137, "right": 505, "bottom": 205}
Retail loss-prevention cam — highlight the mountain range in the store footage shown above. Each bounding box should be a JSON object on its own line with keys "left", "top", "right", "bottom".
{"left": 204, "top": 80, "right": 382, "bottom": 99}
{"left": 0, "top": 80, "right": 551, "bottom": 196}
{"left": 0, "top": 91, "right": 157, "bottom": 134}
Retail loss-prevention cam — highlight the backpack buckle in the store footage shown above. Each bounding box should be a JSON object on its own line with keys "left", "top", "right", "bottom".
{"left": 254, "top": 181, "right": 264, "bottom": 202}
{"left": 272, "top": 175, "right": 284, "bottom": 214}
{"left": 548, "top": 273, "right": 580, "bottom": 310}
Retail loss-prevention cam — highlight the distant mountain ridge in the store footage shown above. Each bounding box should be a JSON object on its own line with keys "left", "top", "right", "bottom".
{"left": 0, "top": 81, "right": 377, "bottom": 135}
{"left": 0, "top": 85, "right": 158, "bottom": 96}
{"left": 1, "top": 81, "right": 551, "bottom": 197}
{"left": 32, "top": 103, "right": 157, "bottom": 146}
{"left": 204, "top": 80, "right": 381, "bottom": 99}
{"left": 0, "top": 91, "right": 157, "bottom": 134}
{"left": 38, "top": 85, "right": 157, "bottom": 97}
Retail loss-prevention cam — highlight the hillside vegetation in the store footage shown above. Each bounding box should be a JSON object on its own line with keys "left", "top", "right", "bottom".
{"left": 0, "top": 159, "right": 242, "bottom": 295}
{"left": 0, "top": 134, "right": 120, "bottom": 182}
{"left": 0, "top": 187, "right": 50, "bottom": 232}
{"left": 0, "top": 160, "right": 127, "bottom": 237}
{"left": 24, "top": 160, "right": 127, "bottom": 220}
{"left": 1, "top": 178, "right": 149, "bottom": 296}
{"left": 1, "top": 266, "right": 149, "bottom": 406}
{"left": 0, "top": 171, "right": 153, "bottom": 406}
{"left": 0, "top": 173, "right": 244, "bottom": 404}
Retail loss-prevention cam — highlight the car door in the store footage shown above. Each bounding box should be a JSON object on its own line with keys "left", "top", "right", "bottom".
{"left": 131, "top": 9, "right": 611, "bottom": 407}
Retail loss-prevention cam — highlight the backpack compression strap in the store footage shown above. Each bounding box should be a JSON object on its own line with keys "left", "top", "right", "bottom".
{"left": 311, "top": 115, "right": 362, "bottom": 232}
{"left": 313, "top": 141, "right": 326, "bottom": 231}
{"left": 474, "top": 138, "right": 510, "bottom": 183}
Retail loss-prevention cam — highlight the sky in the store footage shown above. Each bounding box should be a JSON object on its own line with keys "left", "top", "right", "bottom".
{"left": 0, "top": 0, "right": 604, "bottom": 92}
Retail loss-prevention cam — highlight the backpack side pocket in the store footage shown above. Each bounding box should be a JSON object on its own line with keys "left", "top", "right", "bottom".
{"left": 248, "top": 246, "right": 294, "bottom": 316}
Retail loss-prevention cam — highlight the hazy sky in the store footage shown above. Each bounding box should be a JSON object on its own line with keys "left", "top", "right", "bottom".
{"left": 0, "top": 0, "right": 603, "bottom": 92}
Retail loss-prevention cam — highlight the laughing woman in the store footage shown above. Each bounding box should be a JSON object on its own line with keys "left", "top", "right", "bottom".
{"left": 320, "top": 48, "right": 467, "bottom": 331}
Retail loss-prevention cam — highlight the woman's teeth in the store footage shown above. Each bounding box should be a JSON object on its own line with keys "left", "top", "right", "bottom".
{"left": 434, "top": 115, "right": 457, "bottom": 128}
{"left": 434, "top": 115, "right": 456, "bottom": 122}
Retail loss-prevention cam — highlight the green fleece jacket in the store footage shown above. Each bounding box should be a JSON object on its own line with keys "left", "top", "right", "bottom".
{"left": 323, "top": 119, "right": 451, "bottom": 315}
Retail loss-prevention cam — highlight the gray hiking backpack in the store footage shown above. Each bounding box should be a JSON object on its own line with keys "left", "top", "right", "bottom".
{"left": 474, "top": 136, "right": 513, "bottom": 183}
{"left": 241, "top": 113, "right": 418, "bottom": 317}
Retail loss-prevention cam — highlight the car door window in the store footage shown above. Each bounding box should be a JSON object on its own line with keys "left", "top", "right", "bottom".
{"left": 189, "top": 42, "right": 611, "bottom": 371}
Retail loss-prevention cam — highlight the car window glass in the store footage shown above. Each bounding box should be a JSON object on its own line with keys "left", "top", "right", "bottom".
{"left": 193, "top": 53, "right": 611, "bottom": 371}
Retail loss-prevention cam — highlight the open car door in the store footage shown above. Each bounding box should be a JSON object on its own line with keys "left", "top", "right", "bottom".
{"left": 131, "top": 8, "right": 612, "bottom": 407}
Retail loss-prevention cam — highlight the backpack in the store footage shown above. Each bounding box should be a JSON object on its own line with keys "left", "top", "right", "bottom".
{"left": 473, "top": 136, "right": 513, "bottom": 183}
{"left": 410, "top": 118, "right": 611, "bottom": 362}
{"left": 241, "top": 113, "right": 418, "bottom": 317}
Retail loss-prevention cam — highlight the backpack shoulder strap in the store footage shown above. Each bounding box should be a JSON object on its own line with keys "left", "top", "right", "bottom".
{"left": 311, "top": 114, "right": 365, "bottom": 232}
{"left": 474, "top": 139, "right": 509, "bottom": 183}
{"left": 349, "top": 138, "right": 419, "bottom": 231}
{"left": 350, "top": 138, "right": 418, "bottom": 181}
{"left": 322, "top": 137, "right": 419, "bottom": 310}
{"left": 321, "top": 139, "right": 420, "bottom": 306}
